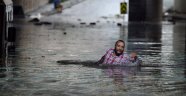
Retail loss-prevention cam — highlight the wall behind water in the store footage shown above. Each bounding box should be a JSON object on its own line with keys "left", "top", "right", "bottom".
{"left": 174, "top": 0, "right": 186, "bottom": 13}
{"left": 12, "top": 0, "right": 49, "bottom": 13}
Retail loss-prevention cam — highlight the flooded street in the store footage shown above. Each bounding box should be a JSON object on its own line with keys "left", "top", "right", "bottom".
{"left": 0, "top": 0, "right": 186, "bottom": 96}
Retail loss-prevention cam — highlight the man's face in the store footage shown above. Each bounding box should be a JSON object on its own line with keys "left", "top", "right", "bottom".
{"left": 115, "top": 41, "right": 124, "bottom": 54}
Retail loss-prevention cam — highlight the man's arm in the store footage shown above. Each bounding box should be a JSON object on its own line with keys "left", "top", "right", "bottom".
{"left": 96, "top": 48, "right": 113, "bottom": 64}
{"left": 96, "top": 55, "right": 105, "bottom": 64}
{"left": 120, "top": 53, "right": 141, "bottom": 66}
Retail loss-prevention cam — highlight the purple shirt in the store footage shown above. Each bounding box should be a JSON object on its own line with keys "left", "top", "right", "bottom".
{"left": 100, "top": 48, "right": 135, "bottom": 65}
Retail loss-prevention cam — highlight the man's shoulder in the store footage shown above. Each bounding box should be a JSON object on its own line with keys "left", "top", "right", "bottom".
{"left": 105, "top": 48, "right": 114, "bottom": 54}
{"left": 106, "top": 48, "right": 114, "bottom": 52}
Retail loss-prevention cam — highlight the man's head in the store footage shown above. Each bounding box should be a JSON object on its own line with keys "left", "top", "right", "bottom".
{"left": 114, "top": 40, "right": 125, "bottom": 56}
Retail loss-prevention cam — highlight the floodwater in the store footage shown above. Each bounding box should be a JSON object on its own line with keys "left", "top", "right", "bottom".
{"left": 1, "top": 0, "right": 186, "bottom": 96}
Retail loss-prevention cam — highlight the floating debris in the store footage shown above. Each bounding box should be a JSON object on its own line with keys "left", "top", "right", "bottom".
{"left": 29, "top": 18, "right": 40, "bottom": 23}
{"left": 63, "top": 32, "right": 67, "bottom": 35}
{"left": 34, "top": 21, "right": 52, "bottom": 26}
{"left": 42, "top": 21, "right": 52, "bottom": 25}
{"left": 77, "top": 19, "right": 82, "bottom": 21}
{"left": 117, "top": 23, "right": 122, "bottom": 26}
{"left": 34, "top": 22, "right": 43, "bottom": 25}
{"left": 101, "top": 16, "right": 108, "bottom": 19}
{"left": 80, "top": 22, "right": 86, "bottom": 25}
{"left": 90, "top": 22, "right": 96, "bottom": 25}
{"left": 28, "top": 13, "right": 43, "bottom": 22}
{"left": 72, "top": 25, "right": 76, "bottom": 28}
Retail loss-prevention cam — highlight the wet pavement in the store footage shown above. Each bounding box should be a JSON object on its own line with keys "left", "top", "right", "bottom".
{"left": 0, "top": 0, "right": 186, "bottom": 96}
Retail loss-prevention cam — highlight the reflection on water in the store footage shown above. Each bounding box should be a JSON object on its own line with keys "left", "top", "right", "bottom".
{"left": 0, "top": 22, "right": 186, "bottom": 96}
{"left": 128, "top": 23, "right": 162, "bottom": 55}
{"left": 103, "top": 67, "right": 140, "bottom": 87}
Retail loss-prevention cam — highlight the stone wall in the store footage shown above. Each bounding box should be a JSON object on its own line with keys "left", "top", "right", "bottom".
{"left": 12, "top": 0, "right": 49, "bottom": 13}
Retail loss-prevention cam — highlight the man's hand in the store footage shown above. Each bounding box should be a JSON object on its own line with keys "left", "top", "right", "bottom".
{"left": 130, "top": 52, "right": 137, "bottom": 61}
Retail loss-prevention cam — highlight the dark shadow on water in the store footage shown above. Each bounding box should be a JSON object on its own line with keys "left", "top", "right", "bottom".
{"left": 56, "top": 60, "right": 164, "bottom": 68}
{"left": 57, "top": 59, "right": 186, "bottom": 68}
{"left": 185, "top": 55, "right": 186, "bottom": 78}
{"left": 128, "top": 23, "right": 162, "bottom": 42}
{"left": 0, "top": 68, "right": 7, "bottom": 78}
{"left": 127, "top": 23, "right": 162, "bottom": 56}
{"left": 57, "top": 60, "right": 101, "bottom": 68}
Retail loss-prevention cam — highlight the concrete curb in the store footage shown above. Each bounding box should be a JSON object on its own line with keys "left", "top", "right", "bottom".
{"left": 62, "top": 0, "right": 85, "bottom": 9}
{"left": 27, "top": 0, "right": 85, "bottom": 16}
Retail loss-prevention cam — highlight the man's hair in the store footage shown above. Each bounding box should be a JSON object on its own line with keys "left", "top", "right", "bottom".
{"left": 115, "top": 40, "right": 125, "bottom": 48}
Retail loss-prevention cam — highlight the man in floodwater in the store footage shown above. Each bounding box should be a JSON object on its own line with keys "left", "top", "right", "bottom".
{"left": 97, "top": 40, "right": 140, "bottom": 65}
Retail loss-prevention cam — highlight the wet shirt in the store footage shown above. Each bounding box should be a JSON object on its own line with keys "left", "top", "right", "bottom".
{"left": 101, "top": 48, "right": 137, "bottom": 65}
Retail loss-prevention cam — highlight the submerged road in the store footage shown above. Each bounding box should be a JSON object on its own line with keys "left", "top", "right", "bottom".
{"left": 0, "top": 0, "right": 186, "bottom": 96}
